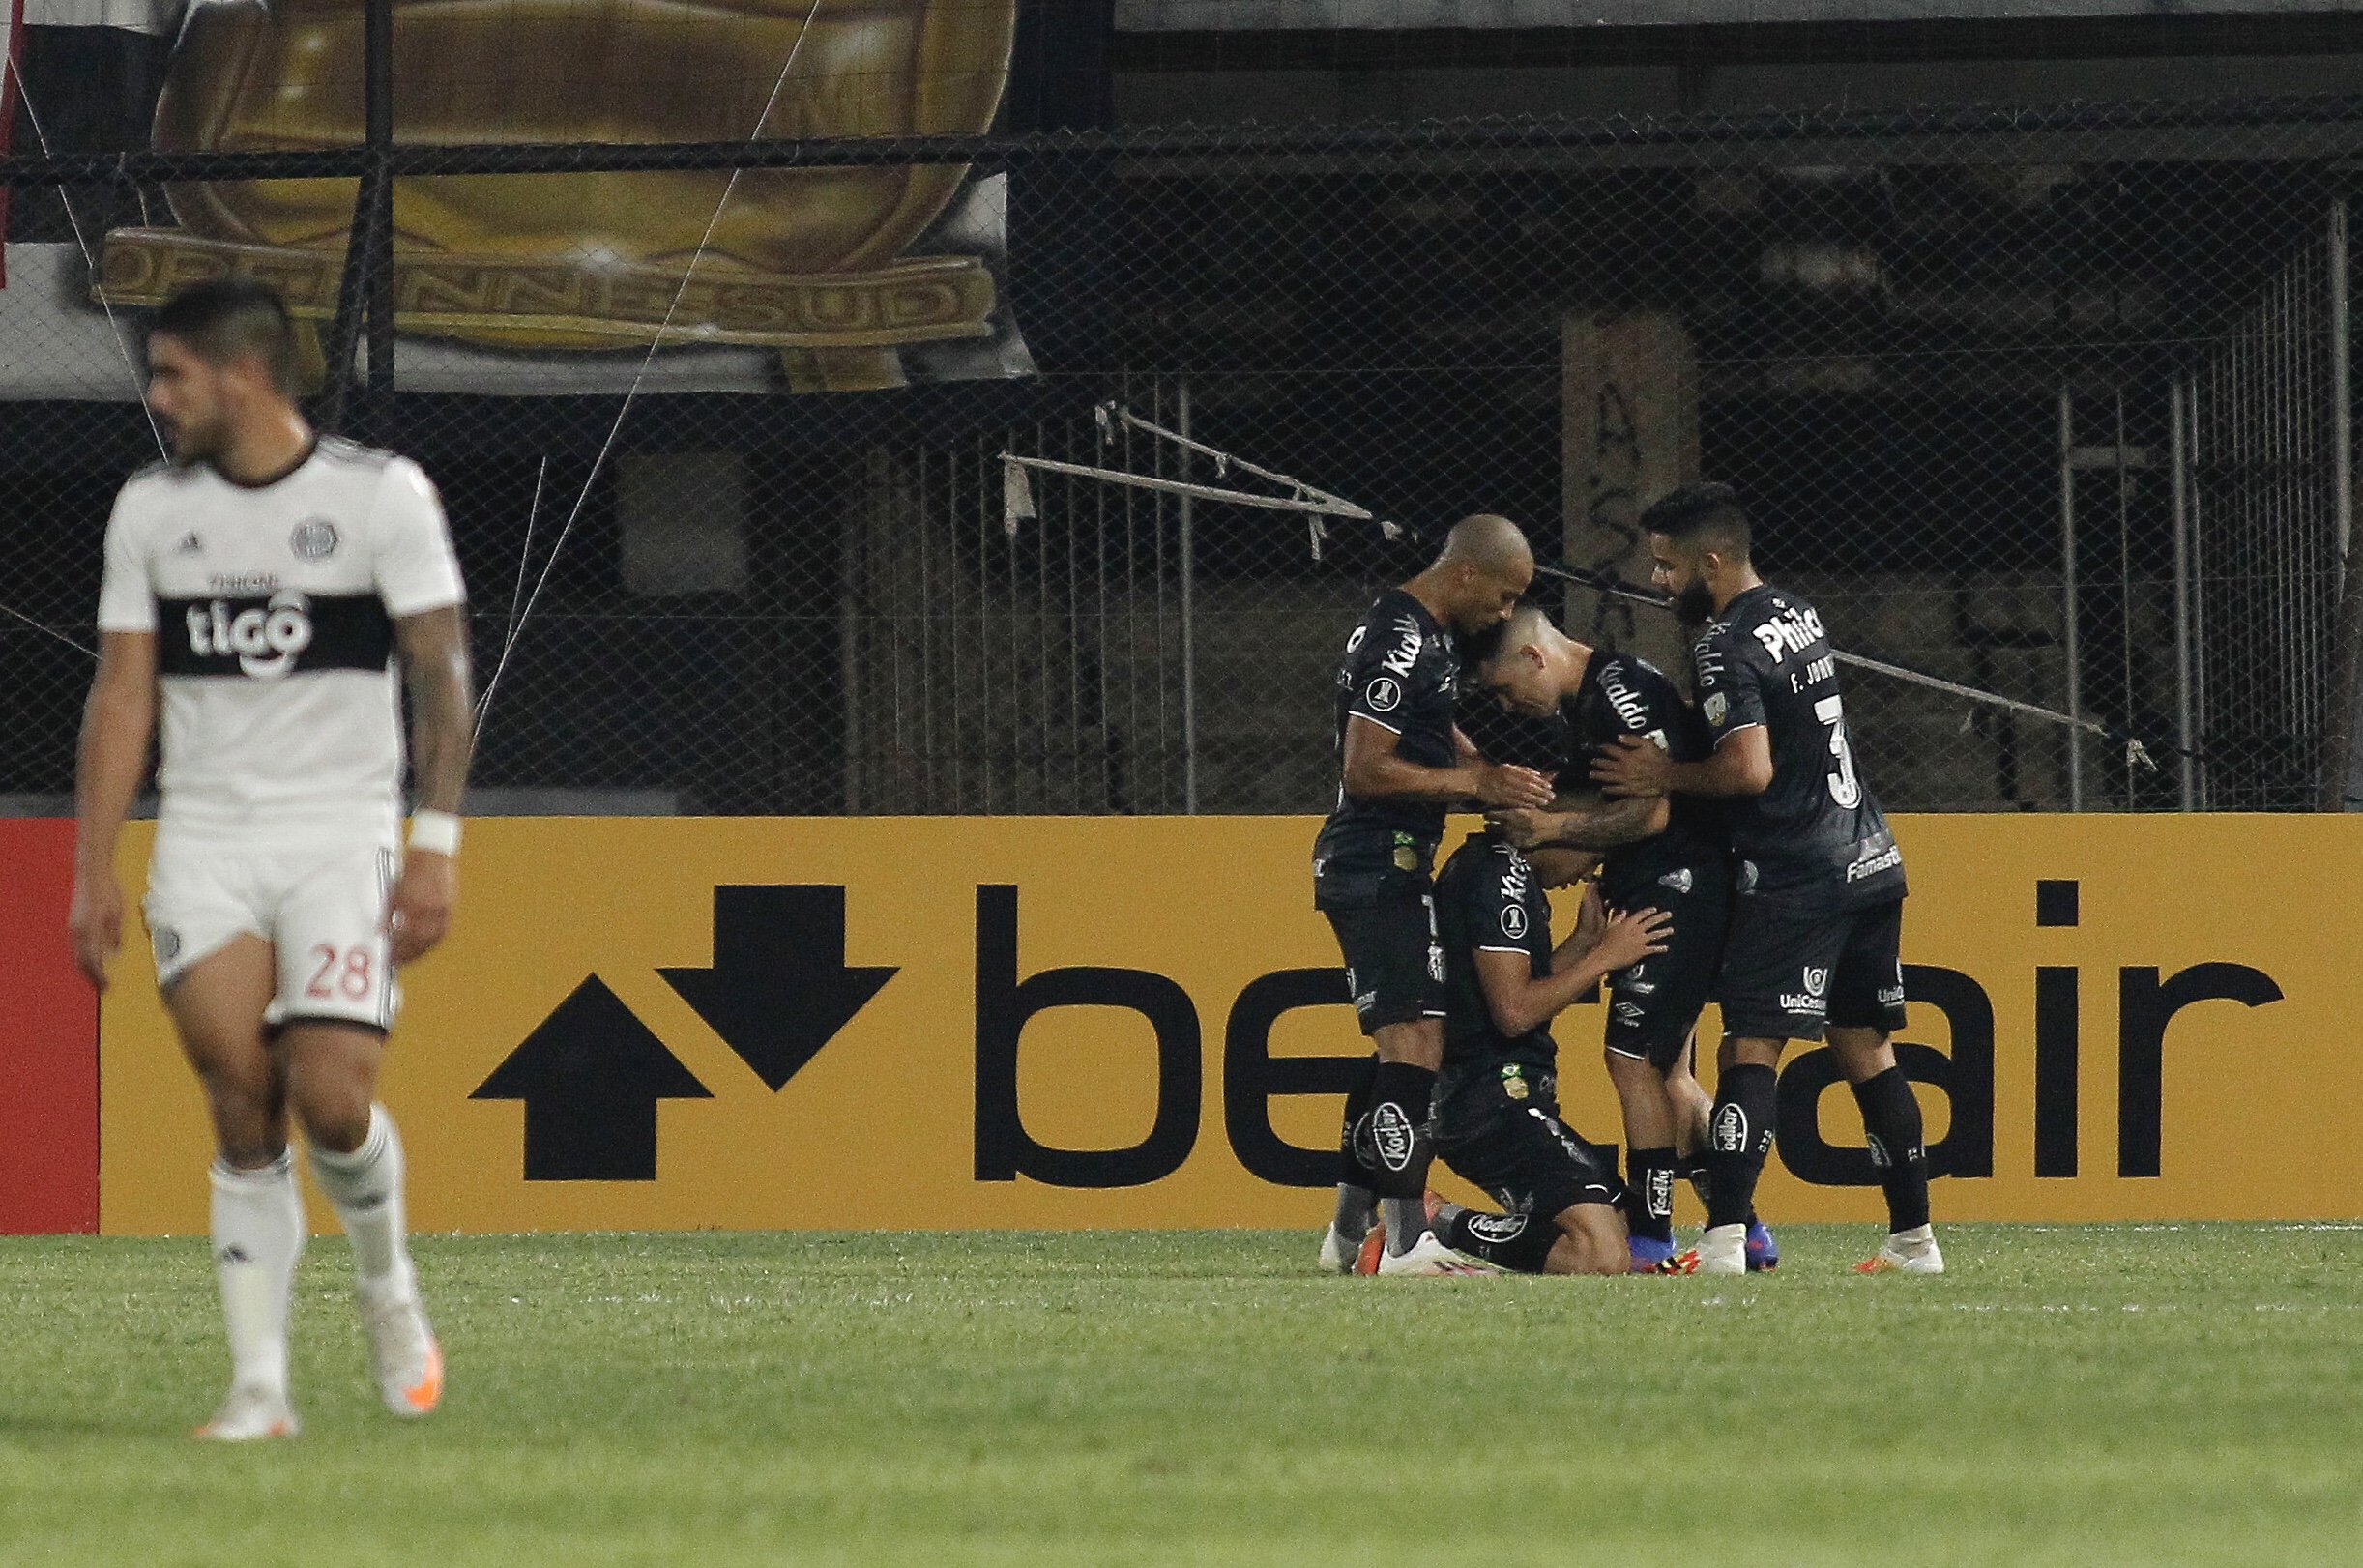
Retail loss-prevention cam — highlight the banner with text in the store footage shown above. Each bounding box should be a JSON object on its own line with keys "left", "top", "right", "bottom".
{"left": 95, "top": 814, "right": 2358, "bottom": 1234}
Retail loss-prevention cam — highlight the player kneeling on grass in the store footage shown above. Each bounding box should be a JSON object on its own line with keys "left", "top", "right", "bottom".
{"left": 1366, "top": 832, "right": 1669, "bottom": 1276}
{"left": 68, "top": 279, "right": 471, "bottom": 1439}
{"left": 1467, "top": 603, "right": 1776, "bottom": 1273}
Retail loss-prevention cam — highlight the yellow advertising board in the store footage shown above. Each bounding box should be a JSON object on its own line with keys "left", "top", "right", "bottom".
{"left": 99, "top": 813, "right": 2363, "bottom": 1234}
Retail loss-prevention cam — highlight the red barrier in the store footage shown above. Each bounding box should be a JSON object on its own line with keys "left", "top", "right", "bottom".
{"left": 0, "top": 819, "right": 100, "bottom": 1234}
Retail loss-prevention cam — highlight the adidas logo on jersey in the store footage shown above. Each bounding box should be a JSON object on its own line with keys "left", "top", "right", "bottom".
{"left": 183, "top": 591, "right": 314, "bottom": 679}
{"left": 175, "top": 532, "right": 203, "bottom": 555}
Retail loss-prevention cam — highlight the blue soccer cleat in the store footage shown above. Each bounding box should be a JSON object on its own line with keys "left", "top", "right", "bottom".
{"left": 1745, "top": 1221, "right": 1779, "bottom": 1272}
{"left": 1628, "top": 1234, "right": 1677, "bottom": 1271}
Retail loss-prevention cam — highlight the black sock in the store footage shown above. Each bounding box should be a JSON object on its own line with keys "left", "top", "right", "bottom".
{"left": 1625, "top": 1146, "right": 1677, "bottom": 1244}
{"left": 1852, "top": 1066, "right": 1932, "bottom": 1234}
{"left": 1334, "top": 1054, "right": 1382, "bottom": 1233}
{"left": 1438, "top": 1204, "right": 1560, "bottom": 1273}
{"left": 1365, "top": 1060, "right": 1437, "bottom": 1202}
{"left": 1705, "top": 1063, "right": 1779, "bottom": 1232}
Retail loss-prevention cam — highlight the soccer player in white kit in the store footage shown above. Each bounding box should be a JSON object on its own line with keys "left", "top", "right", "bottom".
{"left": 68, "top": 279, "right": 474, "bottom": 1440}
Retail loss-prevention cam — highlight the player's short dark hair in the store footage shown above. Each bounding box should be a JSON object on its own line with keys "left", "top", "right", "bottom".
{"left": 150, "top": 278, "right": 301, "bottom": 396}
{"left": 1639, "top": 482, "right": 1751, "bottom": 558}
{"left": 1461, "top": 600, "right": 1557, "bottom": 670}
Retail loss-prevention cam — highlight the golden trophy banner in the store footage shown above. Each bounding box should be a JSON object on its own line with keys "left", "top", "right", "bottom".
{"left": 81, "top": 0, "right": 1030, "bottom": 394}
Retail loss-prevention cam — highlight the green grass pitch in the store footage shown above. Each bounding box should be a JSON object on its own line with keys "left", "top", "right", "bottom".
{"left": 2, "top": 1224, "right": 2360, "bottom": 1566}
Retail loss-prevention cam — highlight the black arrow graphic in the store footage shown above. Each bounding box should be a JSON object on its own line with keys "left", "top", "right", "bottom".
{"left": 658, "top": 885, "right": 898, "bottom": 1091}
{"left": 471, "top": 976, "right": 713, "bottom": 1181}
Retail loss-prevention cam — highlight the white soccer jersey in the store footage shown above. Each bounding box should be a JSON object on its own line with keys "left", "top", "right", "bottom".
{"left": 95, "top": 437, "right": 464, "bottom": 833}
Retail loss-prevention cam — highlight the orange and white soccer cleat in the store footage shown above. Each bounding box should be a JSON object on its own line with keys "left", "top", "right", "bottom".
{"left": 1854, "top": 1227, "right": 1945, "bottom": 1276}
{"left": 1375, "top": 1232, "right": 1502, "bottom": 1277}
{"left": 362, "top": 1295, "right": 445, "bottom": 1416}
{"left": 194, "top": 1384, "right": 299, "bottom": 1441}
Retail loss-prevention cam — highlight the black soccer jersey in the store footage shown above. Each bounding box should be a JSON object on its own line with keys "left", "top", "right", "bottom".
{"left": 1692, "top": 583, "right": 1905, "bottom": 909}
{"left": 1312, "top": 588, "right": 1461, "bottom": 900}
{"left": 1435, "top": 830, "right": 1560, "bottom": 1076}
{"left": 1561, "top": 650, "right": 1726, "bottom": 904}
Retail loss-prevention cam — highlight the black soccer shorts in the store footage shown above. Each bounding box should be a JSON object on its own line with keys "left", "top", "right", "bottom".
{"left": 1324, "top": 894, "right": 1448, "bottom": 1035}
{"left": 1433, "top": 1065, "right": 1626, "bottom": 1221}
{"left": 1716, "top": 893, "right": 1908, "bottom": 1042}
{"left": 1600, "top": 859, "right": 1729, "bottom": 1070}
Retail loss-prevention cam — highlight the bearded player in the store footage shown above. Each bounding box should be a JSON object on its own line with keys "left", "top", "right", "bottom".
{"left": 1593, "top": 484, "right": 1940, "bottom": 1277}
{"left": 69, "top": 279, "right": 473, "bottom": 1437}
{"left": 1312, "top": 515, "right": 1554, "bottom": 1275}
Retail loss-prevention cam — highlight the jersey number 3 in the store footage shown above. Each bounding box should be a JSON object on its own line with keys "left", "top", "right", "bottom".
{"left": 1813, "top": 694, "right": 1863, "bottom": 808}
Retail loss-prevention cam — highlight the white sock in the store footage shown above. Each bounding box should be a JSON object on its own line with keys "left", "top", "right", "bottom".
{"left": 209, "top": 1152, "right": 306, "bottom": 1397}
{"left": 307, "top": 1106, "right": 417, "bottom": 1308}
{"left": 1889, "top": 1223, "right": 1936, "bottom": 1252}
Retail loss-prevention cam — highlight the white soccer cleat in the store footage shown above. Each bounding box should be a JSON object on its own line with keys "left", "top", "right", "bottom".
{"left": 1374, "top": 1231, "right": 1501, "bottom": 1277}
{"left": 1855, "top": 1227, "right": 1944, "bottom": 1276}
{"left": 1318, "top": 1224, "right": 1366, "bottom": 1275}
{"left": 362, "top": 1295, "right": 445, "bottom": 1416}
{"left": 194, "top": 1383, "right": 299, "bottom": 1441}
{"left": 1696, "top": 1223, "right": 1748, "bottom": 1276}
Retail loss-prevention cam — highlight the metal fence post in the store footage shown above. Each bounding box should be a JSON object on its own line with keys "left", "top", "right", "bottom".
{"left": 2171, "top": 372, "right": 2196, "bottom": 810}
{"left": 1179, "top": 378, "right": 1199, "bottom": 815}
{"left": 2319, "top": 195, "right": 2360, "bottom": 809}
{"left": 319, "top": 0, "right": 394, "bottom": 437}
{"left": 363, "top": 0, "right": 394, "bottom": 427}
{"left": 2058, "top": 384, "right": 2083, "bottom": 811}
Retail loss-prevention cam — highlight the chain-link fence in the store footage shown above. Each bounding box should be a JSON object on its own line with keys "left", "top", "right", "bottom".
{"left": 7, "top": 96, "right": 2363, "bottom": 815}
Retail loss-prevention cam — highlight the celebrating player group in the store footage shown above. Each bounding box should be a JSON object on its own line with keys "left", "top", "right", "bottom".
{"left": 67, "top": 276, "right": 1929, "bottom": 1444}
{"left": 1313, "top": 496, "right": 1941, "bottom": 1280}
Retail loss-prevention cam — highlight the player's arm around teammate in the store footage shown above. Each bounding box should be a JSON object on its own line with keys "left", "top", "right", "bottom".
{"left": 1311, "top": 516, "right": 1556, "bottom": 1276}
{"left": 1592, "top": 484, "right": 1937, "bottom": 1278}
{"left": 1465, "top": 605, "right": 1748, "bottom": 1267}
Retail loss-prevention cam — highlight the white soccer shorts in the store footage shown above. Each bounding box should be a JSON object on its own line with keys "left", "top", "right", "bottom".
{"left": 143, "top": 829, "right": 403, "bottom": 1031}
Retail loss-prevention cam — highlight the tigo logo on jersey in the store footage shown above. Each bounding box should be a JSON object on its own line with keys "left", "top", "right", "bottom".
{"left": 183, "top": 591, "right": 314, "bottom": 679}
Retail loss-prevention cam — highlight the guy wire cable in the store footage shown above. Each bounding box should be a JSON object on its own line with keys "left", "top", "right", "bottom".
{"left": 473, "top": 0, "right": 828, "bottom": 740}
{"left": 1529, "top": 560, "right": 2173, "bottom": 772}
{"left": 0, "top": 54, "right": 154, "bottom": 657}
{"left": 1007, "top": 410, "right": 2173, "bottom": 770}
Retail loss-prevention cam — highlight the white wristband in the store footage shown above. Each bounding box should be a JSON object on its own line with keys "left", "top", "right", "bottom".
{"left": 407, "top": 809, "right": 462, "bottom": 856}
